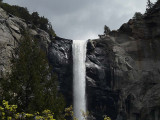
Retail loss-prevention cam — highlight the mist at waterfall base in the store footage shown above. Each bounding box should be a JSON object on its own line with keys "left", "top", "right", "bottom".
{"left": 72, "top": 40, "right": 87, "bottom": 120}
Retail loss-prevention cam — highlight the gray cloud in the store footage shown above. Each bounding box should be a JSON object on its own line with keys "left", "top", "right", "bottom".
{"left": 3, "top": 0, "right": 157, "bottom": 39}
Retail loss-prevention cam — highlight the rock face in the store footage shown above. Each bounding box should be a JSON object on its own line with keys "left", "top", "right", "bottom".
{"left": 85, "top": 1, "right": 160, "bottom": 120}
{"left": 86, "top": 35, "right": 160, "bottom": 120}
{"left": 48, "top": 36, "right": 73, "bottom": 105}
{"left": 1, "top": 1, "right": 160, "bottom": 120}
{"left": 0, "top": 7, "right": 51, "bottom": 79}
{"left": 49, "top": 1, "right": 160, "bottom": 120}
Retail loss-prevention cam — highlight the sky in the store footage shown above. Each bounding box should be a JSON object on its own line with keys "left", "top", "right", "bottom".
{"left": 3, "top": 0, "right": 157, "bottom": 40}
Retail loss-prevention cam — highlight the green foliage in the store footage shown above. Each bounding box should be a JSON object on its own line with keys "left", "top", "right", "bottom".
{"left": 31, "top": 12, "right": 55, "bottom": 37}
{"left": 104, "top": 115, "right": 111, "bottom": 120}
{"left": 133, "top": 12, "right": 143, "bottom": 20}
{"left": 0, "top": 2, "right": 56, "bottom": 37}
{"left": 64, "top": 105, "right": 74, "bottom": 120}
{"left": 145, "top": 0, "right": 155, "bottom": 14}
{"left": 146, "top": 0, "right": 154, "bottom": 10}
{"left": 64, "top": 105, "right": 92, "bottom": 120}
{"left": 0, "top": 100, "right": 56, "bottom": 120}
{"left": 0, "top": 3, "right": 31, "bottom": 21}
{"left": 1, "top": 32, "right": 65, "bottom": 119}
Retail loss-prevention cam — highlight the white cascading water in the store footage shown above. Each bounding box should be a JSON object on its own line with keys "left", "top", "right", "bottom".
{"left": 72, "top": 40, "right": 87, "bottom": 120}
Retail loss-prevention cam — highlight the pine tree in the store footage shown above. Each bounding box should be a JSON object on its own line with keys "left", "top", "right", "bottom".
{"left": 147, "top": 0, "right": 153, "bottom": 9}
{"left": 1, "top": 32, "right": 65, "bottom": 119}
{"left": 146, "top": 0, "right": 154, "bottom": 13}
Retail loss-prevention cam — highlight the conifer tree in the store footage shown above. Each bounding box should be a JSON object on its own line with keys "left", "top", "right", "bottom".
{"left": 146, "top": 0, "right": 154, "bottom": 13}
{"left": 1, "top": 32, "right": 65, "bottom": 119}
{"left": 147, "top": 0, "right": 153, "bottom": 9}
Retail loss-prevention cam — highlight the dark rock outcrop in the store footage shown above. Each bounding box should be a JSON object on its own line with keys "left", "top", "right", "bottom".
{"left": 48, "top": 36, "right": 73, "bottom": 105}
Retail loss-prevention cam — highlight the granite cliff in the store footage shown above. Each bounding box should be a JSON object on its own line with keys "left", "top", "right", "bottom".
{"left": 49, "top": 1, "right": 160, "bottom": 120}
{"left": 0, "top": 1, "right": 160, "bottom": 120}
{"left": 0, "top": 7, "right": 52, "bottom": 79}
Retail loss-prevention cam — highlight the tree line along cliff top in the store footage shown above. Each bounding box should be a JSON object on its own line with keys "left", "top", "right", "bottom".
{"left": 0, "top": 0, "right": 56, "bottom": 38}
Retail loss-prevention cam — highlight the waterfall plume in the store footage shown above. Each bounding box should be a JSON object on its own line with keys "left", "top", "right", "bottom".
{"left": 72, "top": 40, "right": 87, "bottom": 120}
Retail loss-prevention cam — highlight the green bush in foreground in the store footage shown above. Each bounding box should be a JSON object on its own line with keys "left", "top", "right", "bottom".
{"left": 64, "top": 105, "right": 111, "bottom": 120}
{"left": 104, "top": 115, "right": 111, "bottom": 120}
{"left": 0, "top": 100, "right": 55, "bottom": 120}
{"left": 0, "top": 101, "right": 112, "bottom": 120}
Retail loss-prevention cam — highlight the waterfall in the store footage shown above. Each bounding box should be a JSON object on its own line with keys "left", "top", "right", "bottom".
{"left": 72, "top": 40, "right": 87, "bottom": 120}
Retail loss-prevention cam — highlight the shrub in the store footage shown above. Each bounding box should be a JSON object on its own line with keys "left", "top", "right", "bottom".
{"left": 0, "top": 100, "right": 56, "bottom": 120}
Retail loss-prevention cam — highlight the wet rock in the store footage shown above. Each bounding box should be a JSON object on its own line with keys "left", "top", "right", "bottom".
{"left": 48, "top": 36, "right": 73, "bottom": 106}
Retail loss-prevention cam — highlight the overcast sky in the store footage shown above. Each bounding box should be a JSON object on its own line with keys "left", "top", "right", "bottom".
{"left": 3, "top": 0, "right": 157, "bottom": 40}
